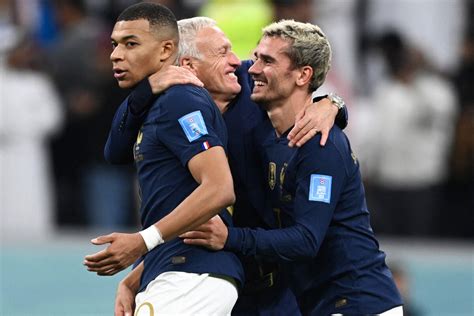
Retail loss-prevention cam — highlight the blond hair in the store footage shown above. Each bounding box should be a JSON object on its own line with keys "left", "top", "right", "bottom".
{"left": 262, "top": 20, "right": 331, "bottom": 91}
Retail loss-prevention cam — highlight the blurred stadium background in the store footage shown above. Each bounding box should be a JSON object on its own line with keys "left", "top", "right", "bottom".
{"left": 1, "top": 0, "right": 473, "bottom": 315}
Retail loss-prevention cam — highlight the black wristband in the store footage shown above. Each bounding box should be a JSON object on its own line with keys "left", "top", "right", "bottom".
{"left": 128, "top": 77, "right": 155, "bottom": 116}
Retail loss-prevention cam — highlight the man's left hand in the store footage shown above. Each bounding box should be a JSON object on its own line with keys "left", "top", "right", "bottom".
{"left": 180, "top": 215, "right": 228, "bottom": 250}
{"left": 84, "top": 232, "right": 147, "bottom": 276}
{"left": 288, "top": 97, "right": 338, "bottom": 147}
{"left": 114, "top": 279, "right": 136, "bottom": 316}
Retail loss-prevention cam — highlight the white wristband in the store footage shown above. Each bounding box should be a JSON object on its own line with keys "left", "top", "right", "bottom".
{"left": 139, "top": 225, "right": 164, "bottom": 252}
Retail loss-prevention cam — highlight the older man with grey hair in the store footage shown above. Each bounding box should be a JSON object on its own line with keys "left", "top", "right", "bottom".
{"left": 181, "top": 19, "right": 404, "bottom": 315}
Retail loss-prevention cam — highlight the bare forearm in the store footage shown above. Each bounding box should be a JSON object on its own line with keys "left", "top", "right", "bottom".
{"left": 156, "top": 181, "right": 234, "bottom": 241}
{"left": 121, "top": 261, "right": 144, "bottom": 292}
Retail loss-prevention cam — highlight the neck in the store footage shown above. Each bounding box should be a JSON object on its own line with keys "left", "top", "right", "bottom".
{"left": 267, "top": 90, "right": 312, "bottom": 137}
{"left": 213, "top": 99, "right": 228, "bottom": 114}
{"left": 212, "top": 94, "right": 236, "bottom": 114}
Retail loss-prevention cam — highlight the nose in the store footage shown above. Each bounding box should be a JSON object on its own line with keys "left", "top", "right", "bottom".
{"left": 228, "top": 51, "right": 241, "bottom": 67}
{"left": 248, "top": 59, "right": 261, "bottom": 75}
{"left": 110, "top": 45, "right": 123, "bottom": 62}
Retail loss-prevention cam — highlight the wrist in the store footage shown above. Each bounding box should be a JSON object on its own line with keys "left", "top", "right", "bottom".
{"left": 138, "top": 225, "right": 164, "bottom": 252}
{"left": 120, "top": 277, "right": 139, "bottom": 293}
{"left": 327, "top": 92, "right": 345, "bottom": 111}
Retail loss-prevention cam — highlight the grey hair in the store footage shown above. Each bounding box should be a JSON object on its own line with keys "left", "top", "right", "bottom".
{"left": 262, "top": 19, "right": 331, "bottom": 92}
{"left": 177, "top": 17, "right": 217, "bottom": 62}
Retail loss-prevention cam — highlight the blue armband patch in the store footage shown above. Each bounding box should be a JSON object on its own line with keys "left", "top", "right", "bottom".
{"left": 178, "top": 110, "right": 209, "bottom": 142}
{"left": 309, "top": 174, "right": 332, "bottom": 203}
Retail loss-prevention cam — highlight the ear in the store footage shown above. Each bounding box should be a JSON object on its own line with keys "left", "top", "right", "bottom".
{"left": 159, "top": 40, "right": 175, "bottom": 61}
{"left": 295, "top": 66, "right": 313, "bottom": 87}
{"left": 179, "top": 56, "right": 198, "bottom": 76}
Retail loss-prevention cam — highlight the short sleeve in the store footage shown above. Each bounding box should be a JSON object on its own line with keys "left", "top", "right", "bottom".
{"left": 153, "top": 86, "right": 225, "bottom": 167}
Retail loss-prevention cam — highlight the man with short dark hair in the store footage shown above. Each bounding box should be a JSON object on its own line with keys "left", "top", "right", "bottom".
{"left": 84, "top": 3, "right": 243, "bottom": 314}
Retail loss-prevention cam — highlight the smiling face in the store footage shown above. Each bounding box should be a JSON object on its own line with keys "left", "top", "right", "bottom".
{"left": 192, "top": 26, "right": 241, "bottom": 107}
{"left": 110, "top": 19, "right": 165, "bottom": 89}
{"left": 248, "top": 36, "right": 299, "bottom": 108}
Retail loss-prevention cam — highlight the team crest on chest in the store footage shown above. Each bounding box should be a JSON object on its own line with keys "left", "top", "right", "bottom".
{"left": 268, "top": 162, "right": 276, "bottom": 190}
{"left": 134, "top": 129, "right": 144, "bottom": 162}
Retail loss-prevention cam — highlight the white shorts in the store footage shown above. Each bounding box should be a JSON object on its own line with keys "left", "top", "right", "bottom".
{"left": 332, "top": 305, "right": 404, "bottom": 316}
{"left": 379, "top": 305, "right": 404, "bottom": 315}
{"left": 134, "top": 271, "right": 238, "bottom": 316}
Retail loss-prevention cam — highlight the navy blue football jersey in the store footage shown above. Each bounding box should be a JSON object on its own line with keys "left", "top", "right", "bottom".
{"left": 133, "top": 84, "right": 243, "bottom": 292}
{"left": 223, "top": 61, "right": 301, "bottom": 315}
{"left": 226, "top": 119, "right": 402, "bottom": 314}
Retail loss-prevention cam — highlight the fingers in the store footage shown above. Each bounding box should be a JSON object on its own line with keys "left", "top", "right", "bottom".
{"left": 84, "top": 248, "right": 111, "bottom": 263}
{"left": 179, "top": 221, "right": 212, "bottom": 237}
{"left": 182, "top": 238, "right": 208, "bottom": 246}
{"left": 115, "top": 302, "right": 134, "bottom": 316}
{"left": 288, "top": 115, "right": 309, "bottom": 143}
{"left": 180, "top": 231, "right": 212, "bottom": 247}
{"left": 91, "top": 234, "right": 115, "bottom": 245}
{"left": 90, "top": 263, "right": 119, "bottom": 275}
{"left": 150, "top": 66, "right": 203, "bottom": 93}
{"left": 87, "top": 259, "right": 127, "bottom": 275}
{"left": 84, "top": 256, "right": 117, "bottom": 269}
{"left": 293, "top": 128, "right": 320, "bottom": 147}
{"left": 172, "top": 71, "right": 203, "bottom": 86}
{"left": 319, "top": 128, "right": 330, "bottom": 146}
{"left": 115, "top": 305, "right": 125, "bottom": 316}
{"left": 182, "top": 75, "right": 204, "bottom": 87}
{"left": 288, "top": 117, "right": 313, "bottom": 147}
{"left": 97, "top": 266, "right": 121, "bottom": 276}
{"left": 180, "top": 231, "right": 209, "bottom": 239}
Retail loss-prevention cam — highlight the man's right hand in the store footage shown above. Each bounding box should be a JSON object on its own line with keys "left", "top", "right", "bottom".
{"left": 84, "top": 232, "right": 147, "bottom": 276}
{"left": 148, "top": 65, "right": 203, "bottom": 94}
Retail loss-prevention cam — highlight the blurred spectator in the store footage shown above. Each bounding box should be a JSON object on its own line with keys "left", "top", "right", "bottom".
{"left": 366, "top": 31, "right": 458, "bottom": 236}
{"left": 311, "top": 0, "right": 358, "bottom": 103}
{"left": 365, "top": 0, "right": 466, "bottom": 75}
{"left": 149, "top": 0, "right": 205, "bottom": 19}
{"left": 44, "top": 0, "right": 134, "bottom": 229}
{"left": 271, "top": 0, "right": 312, "bottom": 22}
{"left": 444, "top": 22, "right": 474, "bottom": 237}
{"left": 0, "top": 27, "right": 63, "bottom": 240}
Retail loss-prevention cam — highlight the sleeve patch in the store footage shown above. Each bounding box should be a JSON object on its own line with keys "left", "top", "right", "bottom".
{"left": 309, "top": 174, "right": 332, "bottom": 203}
{"left": 178, "top": 110, "right": 209, "bottom": 142}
